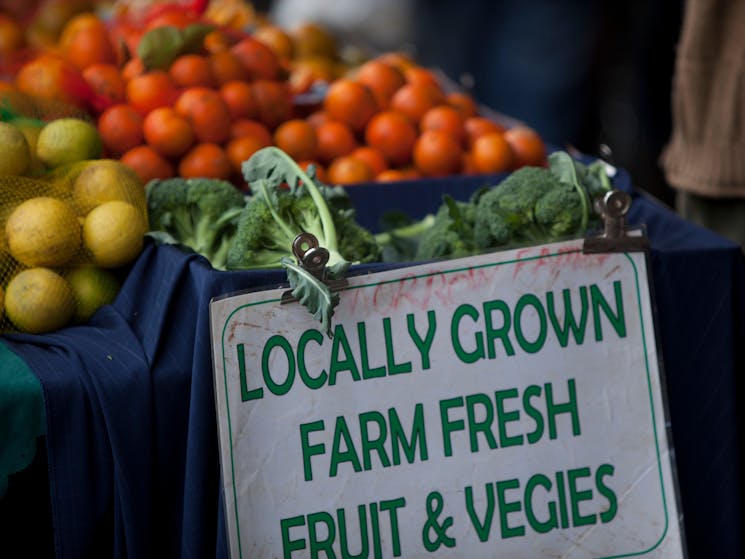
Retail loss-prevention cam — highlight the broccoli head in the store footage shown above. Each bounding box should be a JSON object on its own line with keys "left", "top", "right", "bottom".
{"left": 534, "top": 184, "right": 585, "bottom": 238}
{"left": 226, "top": 147, "right": 381, "bottom": 274}
{"left": 146, "top": 177, "right": 247, "bottom": 269}
{"left": 225, "top": 191, "right": 297, "bottom": 269}
{"left": 473, "top": 166, "right": 562, "bottom": 248}
{"left": 335, "top": 210, "right": 383, "bottom": 264}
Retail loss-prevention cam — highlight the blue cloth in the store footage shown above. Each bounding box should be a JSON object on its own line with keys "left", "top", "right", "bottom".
{"left": 2, "top": 170, "right": 744, "bottom": 558}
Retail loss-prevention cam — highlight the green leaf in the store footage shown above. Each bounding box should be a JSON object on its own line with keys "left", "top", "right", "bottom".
{"left": 548, "top": 151, "right": 590, "bottom": 233}
{"left": 137, "top": 25, "right": 185, "bottom": 70}
{"left": 145, "top": 230, "right": 180, "bottom": 245}
{"left": 281, "top": 256, "right": 339, "bottom": 337}
{"left": 180, "top": 23, "right": 215, "bottom": 54}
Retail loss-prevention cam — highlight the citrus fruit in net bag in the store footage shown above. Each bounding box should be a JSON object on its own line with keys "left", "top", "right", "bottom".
{"left": 36, "top": 117, "right": 102, "bottom": 169}
{"left": 8, "top": 117, "right": 46, "bottom": 176}
{"left": 65, "top": 265, "right": 120, "bottom": 323}
{"left": 0, "top": 121, "right": 31, "bottom": 176}
{"left": 71, "top": 159, "right": 146, "bottom": 216}
{"left": 83, "top": 200, "right": 147, "bottom": 268}
{"left": 4, "top": 267, "right": 76, "bottom": 334}
{"left": 5, "top": 196, "right": 82, "bottom": 267}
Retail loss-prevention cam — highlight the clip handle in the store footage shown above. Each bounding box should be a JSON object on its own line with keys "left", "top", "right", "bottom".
{"left": 584, "top": 189, "right": 649, "bottom": 253}
{"left": 292, "top": 233, "right": 329, "bottom": 280}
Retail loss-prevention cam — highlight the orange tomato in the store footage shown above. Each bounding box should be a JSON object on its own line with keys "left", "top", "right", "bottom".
{"left": 446, "top": 91, "right": 478, "bottom": 119}
{"left": 350, "top": 146, "right": 388, "bottom": 177}
{"left": 229, "top": 118, "right": 272, "bottom": 144}
{"left": 375, "top": 168, "right": 409, "bottom": 182}
{"left": 97, "top": 103, "right": 144, "bottom": 156}
{"left": 168, "top": 54, "right": 216, "bottom": 88}
{"left": 364, "top": 110, "right": 417, "bottom": 166}
{"left": 62, "top": 20, "right": 116, "bottom": 70}
{"left": 273, "top": 119, "right": 317, "bottom": 162}
{"left": 145, "top": 9, "right": 199, "bottom": 31}
{"left": 203, "top": 29, "right": 233, "bottom": 54}
{"left": 251, "top": 79, "right": 293, "bottom": 129}
{"left": 464, "top": 117, "right": 506, "bottom": 148}
{"left": 323, "top": 78, "right": 378, "bottom": 132}
{"left": 126, "top": 70, "right": 178, "bottom": 114}
{"left": 503, "top": 126, "right": 547, "bottom": 168}
{"left": 230, "top": 36, "right": 280, "bottom": 80}
{"left": 15, "top": 55, "right": 93, "bottom": 108}
{"left": 390, "top": 83, "right": 445, "bottom": 125}
{"left": 404, "top": 66, "right": 440, "bottom": 89}
{"left": 253, "top": 25, "right": 294, "bottom": 60}
{"left": 472, "top": 132, "right": 515, "bottom": 173}
{"left": 209, "top": 50, "right": 249, "bottom": 85}
{"left": 353, "top": 59, "right": 405, "bottom": 110}
{"left": 121, "top": 58, "right": 145, "bottom": 82}
{"left": 120, "top": 144, "right": 175, "bottom": 184}
{"left": 314, "top": 120, "right": 358, "bottom": 164}
{"left": 174, "top": 87, "right": 232, "bottom": 145}
{"left": 219, "top": 80, "right": 257, "bottom": 120}
{"left": 0, "top": 13, "right": 24, "bottom": 56}
{"left": 305, "top": 110, "right": 331, "bottom": 129}
{"left": 327, "top": 155, "right": 374, "bottom": 185}
{"left": 143, "top": 106, "right": 195, "bottom": 158}
{"left": 178, "top": 142, "right": 232, "bottom": 180}
{"left": 412, "top": 129, "right": 463, "bottom": 177}
{"left": 420, "top": 105, "right": 466, "bottom": 146}
{"left": 226, "top": 135, "right": 267, "bottom": 175}
{"left": 375, "top": 52, "right": 416, "bottom": 73}
{"left": 82, "top": 63, "right": 126, "bottom": 108}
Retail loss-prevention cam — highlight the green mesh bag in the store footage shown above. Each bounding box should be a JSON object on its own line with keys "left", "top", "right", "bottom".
{"left": 0, "top": 92, "right": 148, "bottom": 334}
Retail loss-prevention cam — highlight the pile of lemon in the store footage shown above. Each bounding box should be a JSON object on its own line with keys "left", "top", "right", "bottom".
{"left": 0, "top": 116, "right": 148, "bottom": 334}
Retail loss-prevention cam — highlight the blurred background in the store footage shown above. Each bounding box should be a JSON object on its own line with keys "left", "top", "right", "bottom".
{"left": 267, "top": 0, "right": 683, "bottom": 208}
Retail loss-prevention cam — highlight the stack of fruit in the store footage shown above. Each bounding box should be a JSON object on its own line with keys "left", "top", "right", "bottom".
{"left": 0, "top": 109, "right": 148, "bottom": 334}
{"left": 1, "top": 4, "right": 548, "bottom": 188}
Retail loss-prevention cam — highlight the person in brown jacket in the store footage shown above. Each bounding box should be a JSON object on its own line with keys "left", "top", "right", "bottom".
{"left": 661, "top": 0, "right": 745, "bottom": 249}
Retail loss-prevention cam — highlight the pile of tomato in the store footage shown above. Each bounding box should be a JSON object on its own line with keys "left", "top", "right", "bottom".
{"left": 0, "top": 0, "right": 548, "bottom": 188}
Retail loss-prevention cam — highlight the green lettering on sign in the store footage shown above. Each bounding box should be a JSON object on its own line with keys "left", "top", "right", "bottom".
{"left": 451, "top": 304, "right": 485, "bottom": 364}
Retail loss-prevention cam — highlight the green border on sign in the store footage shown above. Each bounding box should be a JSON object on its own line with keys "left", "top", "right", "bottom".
{"left": 217, "top": 249, "right": 671, "bottom": 558}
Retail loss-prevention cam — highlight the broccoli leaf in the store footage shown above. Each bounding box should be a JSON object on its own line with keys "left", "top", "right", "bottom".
{"left": 548, "top": 151, "right": 591, "bottom": 233}
{"left": 239, "top": 147, "right": 354, "bottom": 335}
{"left": 281, "top": 256, "right": 339, "bottom": 337}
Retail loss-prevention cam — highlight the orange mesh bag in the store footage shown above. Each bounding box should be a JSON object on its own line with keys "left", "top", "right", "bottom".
{"left": 0, "top": 92, "right": 148, "bottom": 334}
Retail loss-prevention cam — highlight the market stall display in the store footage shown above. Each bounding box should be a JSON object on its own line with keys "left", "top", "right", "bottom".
{"left": 0, "top": 2, "right": 744, "bottom": 559}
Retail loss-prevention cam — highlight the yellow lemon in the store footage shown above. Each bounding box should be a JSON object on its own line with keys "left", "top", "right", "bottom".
{"left": 65, "top": 265, "right": 120, "bottom": 323}
{"left": 4, "top": 267, "right": 76, "bottom": 333}
{"left": 83, "top": 200, "right": 147, "bottom": 268}
{"left": 72, "top": 159, "right": 146, "bottom": 215}
{"left": 0, "top": 121, "right": 31, "bottom": 176}
{"left": 36, "top": 117, "right": 102, "bottom": 168}
{"left": 5, "top": 196, "right": 82, "bottom": 267}
{"left": 9, "top": 117, "right": 45, "bottom": 176}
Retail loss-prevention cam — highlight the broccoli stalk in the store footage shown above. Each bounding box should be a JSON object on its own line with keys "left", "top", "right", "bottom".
{"left": 374, "top": 214, "right": 437, "bottom": 263}
{"left": 146, "top": 177, "right": 246, "bottom": 270}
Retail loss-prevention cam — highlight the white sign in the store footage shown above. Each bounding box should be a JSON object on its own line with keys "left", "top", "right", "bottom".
{"left": 210, "top": 239, "right": 685, "bottom": 559}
